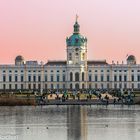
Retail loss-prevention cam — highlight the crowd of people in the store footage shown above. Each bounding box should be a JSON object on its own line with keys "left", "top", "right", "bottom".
{"left": 36, "top": 89, "right": 136, "bottom": 105}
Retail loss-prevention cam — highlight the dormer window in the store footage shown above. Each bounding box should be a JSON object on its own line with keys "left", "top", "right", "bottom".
{"left": 68, "top": 39, "right": 71, "bottom": 45}
{"left": 75, "top": 38, "right": 79, "bottom": 43}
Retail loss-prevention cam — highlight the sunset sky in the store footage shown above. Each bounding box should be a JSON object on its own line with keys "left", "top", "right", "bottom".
{"left": 0, "top": 0, "right": 140, "bottom": 64}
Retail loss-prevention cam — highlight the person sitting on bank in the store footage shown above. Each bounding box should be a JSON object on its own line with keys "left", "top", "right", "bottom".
{"left": 113, "top": 98, "right": 116, "bottom": 105}
{"left": 98, "top": 93, "right": 101, "bottom": 100}
{"left": 105, "top": 94, "right": 109, "bottom": 105}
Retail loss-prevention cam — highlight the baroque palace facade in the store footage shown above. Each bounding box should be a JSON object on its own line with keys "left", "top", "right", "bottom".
{"left": 0, "top": 19, "right": 140, "bottom": 91}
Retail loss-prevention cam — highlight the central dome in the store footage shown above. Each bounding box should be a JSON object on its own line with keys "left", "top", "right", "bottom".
{"left": 66, "top": 19, "right": 87, "bottom": 46}
{"left": 66, "top": 34, "right": 87, "bottom": 46}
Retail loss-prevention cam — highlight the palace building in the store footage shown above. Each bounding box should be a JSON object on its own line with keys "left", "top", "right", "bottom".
{"left": 0, "top": 18, "right": 140, "bottom": 91}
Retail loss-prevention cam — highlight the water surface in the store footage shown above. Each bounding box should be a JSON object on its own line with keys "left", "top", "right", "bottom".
{"left": 0, "top": 105, "right": 140, "bottom": 140}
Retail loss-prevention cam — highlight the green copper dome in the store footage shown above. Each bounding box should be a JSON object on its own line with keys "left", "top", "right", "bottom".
{"left": 66, "top": 34, "right": 87, "bottom": 46}
{"left": 66, "top": 19, "right": 87, "bottom": 46}
{"left": 127, "top": 55, "right": 136, "bottom": 61}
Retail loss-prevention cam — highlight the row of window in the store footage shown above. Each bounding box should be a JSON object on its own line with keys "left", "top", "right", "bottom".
{"left": 2, "top": 84, "right": 66, "bottom": 90}
{"left": 88, "top": 70, "right": 140, "bottom": 73}
{"left": 68, "top": 52, "right": 85, "bottom": 60}
{"left": 3, "top": 75, "right": 24, "bottom": 82}
{"left": 2, "top": 83, "right": 140, "bottom": 90}
{"left": 3, "top": 70, "right": 24, "bottom": 73}
{"left": 2, "top": 75, "right": 66, "bottom": 82}
{"left": 88, "top": 75, "right": 140, "bottom": 82}
{"left": 1, "top": 70, "right": 66, "bottom": 73}
{"left": 113, "top": 70, "right": 139, "bottom": 72}
{"left": 2, "top": 69, "right": 140, "bottom": 74}
{"left": 2, "top": 74, "right": 140, "bottom": 82}
{"left": 70, "top": 72, "right": 83, "bottom": 81}
{"left": 87, "top": 83, "right": 140, "bottom": 89}
{"left": 88, "top": 75, "right": 109, "bottom": 82}
{"left": 113, "top": 75, "right": 140, "bottom": 82}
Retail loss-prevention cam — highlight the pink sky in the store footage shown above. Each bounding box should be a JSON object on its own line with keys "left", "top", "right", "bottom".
{"left": 0, "top": 0, "right": 140, "bottom": 64}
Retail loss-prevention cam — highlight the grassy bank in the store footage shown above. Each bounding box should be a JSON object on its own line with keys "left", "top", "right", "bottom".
{"left": 0, "top": 96, "right": 36, "bottom": 106}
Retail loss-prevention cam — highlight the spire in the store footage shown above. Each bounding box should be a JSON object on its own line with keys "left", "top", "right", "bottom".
{"left": 76, "top": 14, "right": 78, "bottom": 22}
{"left": 73, "top": 15, "right": 80, "bottom": 34}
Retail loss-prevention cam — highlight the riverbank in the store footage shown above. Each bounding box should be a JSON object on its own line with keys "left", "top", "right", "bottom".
{"left": 39, "top": 97, "right": 140, "bottom": 105}
{"left": 0, "top": 95, "right": 140, "bottom": 106}
{"left": 0, "top": 96, "right": 36, "bottom": 106}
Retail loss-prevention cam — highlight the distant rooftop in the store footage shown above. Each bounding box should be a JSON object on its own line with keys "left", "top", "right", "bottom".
{"left": 26, "top": 61, "right": 38, "bottom": 65}
{"left": 45, "top": 60, "right": 67, "bottom": 65}
{"left": 87, "top": 60, "right": 108, "bottom": 65}
{"left": 45, "top": 60, "right": 108, "bottom": 66}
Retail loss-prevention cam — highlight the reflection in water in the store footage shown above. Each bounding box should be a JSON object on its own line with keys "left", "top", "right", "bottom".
{"left": 0, "top": 105, "right": 140, "bottom": 140}
{"left": 67, "top": 106, "right": 87, "bottom": 140}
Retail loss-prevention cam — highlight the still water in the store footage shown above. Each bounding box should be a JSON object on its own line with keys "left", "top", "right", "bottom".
{"left": 0, "top": 105, "right": 140, "bottom": 140}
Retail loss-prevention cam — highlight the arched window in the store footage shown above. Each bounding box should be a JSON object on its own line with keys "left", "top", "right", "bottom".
{"left": 76, "top": 53, "right": 79, "bottom": 56}
{"left": 119, "top": 83, "right": 122, "bottom": 89}
{"left": 75, "top": 38, "right": 79, "bottom": 43}
{"left": 101, "top": 84, "right": 104, "bottom": 89}
{"left": 82, "top": 83, "right": 85, "bottom": 89}
{"left": 82, "top": 72, "right": 84, "bottom": 81}
{"left": 51, "top": 84, "right": 53, "bottom": 89}
{"left": 95, "top": 83, "right": 98, "bottom": 89}
{"left": 75, "top": 53, "right": 79, "bottom": 63}
{"left": 75, "top": 83, "right": 79, "bottom": 90}
{"left": 75, "top": 72, "right": 79, "bottom": 81}
{"left": 70, "top": 83, "right": 73, "bottom": 89}
{"left": 89, "top": 84, "right": 91, "bottom": 89}
{"left": 107, "top": 83, "right": 109, "bottom": 89}
{"left": 69, "top": 53, "right": 72, "bottom": 60}
{"left": 124, "top": 83, "right": 127, "bottom": 89}
{"left": 82, "top": 53, "right": 85, "bottom": 60}
{"left": 70, "top": 72, "right": 73, "bottom": 81}
{"left": 132, "top": 83, "right": 134, "bottom": 89}
{"left": 114, "top": 83, "right": 117, "bottom": 89}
